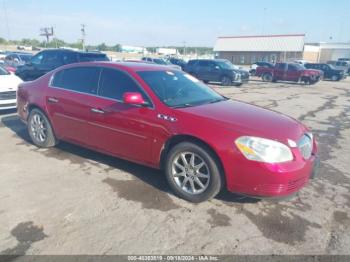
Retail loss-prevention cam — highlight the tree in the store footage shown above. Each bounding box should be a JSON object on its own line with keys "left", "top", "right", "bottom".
{"left": 112, "top": 44, "right": 122, "bottom": 52}
{"left": 96, "top": 43, "right": 107, "bottom": 51}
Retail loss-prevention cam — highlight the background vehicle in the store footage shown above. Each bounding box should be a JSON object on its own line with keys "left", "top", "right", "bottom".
{"left": 17, "top": 62, "right": 318, "bottom": 202}
{"left": 294, "top": 60, "right": 309, "bottom": 65}
{"left": 15, "top": 49, "right": 109, "bottom": 81}
{"left": 185, "top": 59, "right": 249, "bottom": 86}
{"left": 338, "top": 58, "right": 350, "bottom": 62}
{"left": 255, "top": 63, "right": 323, "bottom": 85}
{"left": 304, "top": 63, "right": 346, "bottom": 81}
{"left": 141, "top": 57, "right": 181, "bottom": 70}
{"left": 0, "top": 65, "right": 23, "bottom": 110}
{"left": 327, "top": 60, "right": 350, "bottom": 74}
{"left": 4, "top": 52, "right": 33, "bottom": 68}
{"left": 167, "top": 57, "right": 187, "bottom": 70}
{"left": 249, "top": 61, "right": 274, "bottom": 75}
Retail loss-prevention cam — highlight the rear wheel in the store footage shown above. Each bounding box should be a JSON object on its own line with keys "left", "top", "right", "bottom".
{"left": 28, "top": 108, "right": 58, "bottom": 148}
{"left": 262, "top": 73, "right": 273, "bottom": 82}
{"left": 165, "top": 142, "right": 223, "bottom": 203}
{"left": 221, "top": 76, "right": 232, "bottom": 86}
{"left": 331, "top": 75, "right": 339, "bottom": 81}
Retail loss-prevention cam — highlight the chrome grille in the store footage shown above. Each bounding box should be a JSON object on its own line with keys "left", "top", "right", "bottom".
{"left": 298, "top": 133, "right": 313, "bottom": 159}
{"left": 0, "top": 91, "right": 16, "bottom": 100}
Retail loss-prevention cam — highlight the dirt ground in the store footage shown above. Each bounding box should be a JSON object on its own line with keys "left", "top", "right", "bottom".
{"left": 0, "top": 78, "right": 349, "bottom": 255}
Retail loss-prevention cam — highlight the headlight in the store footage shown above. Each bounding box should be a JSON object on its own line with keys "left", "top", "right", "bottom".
{"left": 235, "top": 136, "right": 293, "bottom": 163}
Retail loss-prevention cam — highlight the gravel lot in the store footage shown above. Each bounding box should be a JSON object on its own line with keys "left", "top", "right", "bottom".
{"left": 0, "top": 78, "right": 349, "bottom": 255}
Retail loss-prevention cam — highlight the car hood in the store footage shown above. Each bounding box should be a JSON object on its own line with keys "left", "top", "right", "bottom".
{"left": 302, "top": 69, "right": 322, "bottom": 75}
{"left": 0, "top": 74, "right": 23, "bottom": 92}
{"left": 177, "top": 100, "right": 306, "bottom": 142}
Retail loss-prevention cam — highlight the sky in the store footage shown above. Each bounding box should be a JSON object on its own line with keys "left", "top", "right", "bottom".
{"left": 0, "top": 0, "right": 349, "bottom": 47}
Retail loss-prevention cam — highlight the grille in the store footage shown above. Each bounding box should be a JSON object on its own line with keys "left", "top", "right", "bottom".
{"left": 0, "top": 91, "right": 16, "bottom": 100}
{"left": 298, "top": 133, "right": 313, "bottom": 159}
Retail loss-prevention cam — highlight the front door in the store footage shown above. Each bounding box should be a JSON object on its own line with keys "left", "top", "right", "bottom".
{"left": 87, "top": 67, "right": 156, "bottom": 164}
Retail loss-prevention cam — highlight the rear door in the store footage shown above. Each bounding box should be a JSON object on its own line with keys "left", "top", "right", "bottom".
{"left": 274, "top": 63, "right": 287, "bottom": 80}
{"left": 196, "top": 60, "right": 211, "bottom": 81}
{"left": 47, "top": 66, "right": 101, "bottom": 146}
{"left": 86, "top": 67, "right": 155, "bottom": 163}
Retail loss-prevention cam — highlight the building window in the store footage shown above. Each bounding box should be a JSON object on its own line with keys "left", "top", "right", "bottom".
{"left": 240, "top": 56, "right": 245, "bottom": 64}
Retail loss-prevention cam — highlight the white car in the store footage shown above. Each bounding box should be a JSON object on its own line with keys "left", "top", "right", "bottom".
{"left": 0, "top": 66, "right": 23, "bottom": 110}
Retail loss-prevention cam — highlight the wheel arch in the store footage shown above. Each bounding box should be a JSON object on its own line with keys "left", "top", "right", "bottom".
{"left": 27, "top": 103, "right": 58, "bottom": 138}
{"left": 159, "top": 134, "right": 226, "bottom": 186}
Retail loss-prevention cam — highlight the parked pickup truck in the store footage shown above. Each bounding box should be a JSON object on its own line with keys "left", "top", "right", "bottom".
{"left": 255, "top": 63, "right": 323, "bottom": 85}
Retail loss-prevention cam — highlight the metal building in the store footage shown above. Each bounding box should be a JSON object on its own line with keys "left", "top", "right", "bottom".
{"left": 214, "top": 34, "right": 305, "bottom": 65}
{"left": 303, "top": 43, "right": 350, "bottom": 63}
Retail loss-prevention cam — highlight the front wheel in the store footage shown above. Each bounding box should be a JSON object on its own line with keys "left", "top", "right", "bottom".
{"left": 28, "top": 108, "right": 58, "bottom": 148}
{"left": 221, "top": 76, "right": 232, "bottom": 86}
{"left": 165, "top": 142, "right": 223, "bottom": 203}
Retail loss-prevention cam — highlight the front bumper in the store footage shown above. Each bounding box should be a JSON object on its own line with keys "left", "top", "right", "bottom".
{"left": 226, "top": 151, "right": 319, "bottom": 198}
{"left": 0, "top": 99, "right": 17, "bottom": 110}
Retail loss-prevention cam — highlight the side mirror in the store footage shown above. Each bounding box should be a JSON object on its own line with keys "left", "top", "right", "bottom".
{"left": 123, "top": 92, "right": 147, "bottom": 106}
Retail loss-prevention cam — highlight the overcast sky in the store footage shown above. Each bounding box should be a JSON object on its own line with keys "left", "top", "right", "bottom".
{"left": 1, "top": 0, "right": 349, "bottom": 46}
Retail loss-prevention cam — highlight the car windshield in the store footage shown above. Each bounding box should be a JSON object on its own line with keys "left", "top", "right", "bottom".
{"left": 328, "top": 64, "right": 336, "bottom": 70}
{"left": 19, "top": 54, "right": 32, "bottom": 62}
{"left": 138, "top": 70, "right": 226, "bottom": 108}
{"left": 216, "top": 60, "right": 238, "bottom": 70}
{"left": 293, "top": 63, "right": 305, "bottom": 70}
{"left": 153, "top": 58, "right": 170, "bottom": 65}
{"left": 0, "top": 66, "right": 10, "bottom": 75}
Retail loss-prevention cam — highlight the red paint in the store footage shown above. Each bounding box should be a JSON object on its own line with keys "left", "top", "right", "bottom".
{"left": 17, "top": 62, "right": 318, "bottom": 198}
{"left": 256, "top": 63, "right": 323, "bottom": 83}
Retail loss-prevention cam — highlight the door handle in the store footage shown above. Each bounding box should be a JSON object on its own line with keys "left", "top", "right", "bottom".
{"left": 90, "top": 108, "right": 105, "bottom": 114}
{"left": 48, "top": 97, "right": 59, "bottom": 103}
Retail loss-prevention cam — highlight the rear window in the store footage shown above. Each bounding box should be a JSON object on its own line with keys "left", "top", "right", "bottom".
{"left": 52, "top": 66, "right": 101, "bottom": 94}
{"left": 78, "top": 53, "right": 109, "bottom": 62}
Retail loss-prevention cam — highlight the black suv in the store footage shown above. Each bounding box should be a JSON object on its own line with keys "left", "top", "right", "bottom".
{"left": 185, "top": 59, "right": 249, "bottom": 86}
{"left": 15, "top": 49, "right": 109, "bottom": 81}
{"left": 304, "top": 63, "right": 346, "bottom": 81}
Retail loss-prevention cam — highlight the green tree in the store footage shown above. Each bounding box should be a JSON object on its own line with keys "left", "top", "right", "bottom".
{"left": 96, "top": 43, "right": 107, "bottom": 51}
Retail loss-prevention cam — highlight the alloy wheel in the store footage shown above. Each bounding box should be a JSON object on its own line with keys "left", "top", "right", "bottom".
{"left": 30, "top": 113, "right": 47, "bottom": 143}
{"left": 171, "top": 152, "right": 210, "bottom": 195}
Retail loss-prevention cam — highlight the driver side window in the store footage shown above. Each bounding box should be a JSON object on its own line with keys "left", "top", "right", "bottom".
{"left": 98, "top": 68, "right": 150, "bottom": 103}
{"left": 31, "top": 53, "right": 44, "bottom": 65}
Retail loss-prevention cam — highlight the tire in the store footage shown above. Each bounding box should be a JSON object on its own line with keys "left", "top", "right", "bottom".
{"left": 203, "top": 80, "right": 209, "bottom": 84}
{"left": 233, "top": 83, "right": 243, "bottom": 87}
{"left": 250, "top": 69, "right": 256, "bottom": 76}
{"left": 331, "top": 75, "right": 339, "bottom": 81}
{"left": 221, "top": 76, "right": 232, "bottom": 86}
{"left": 28, "top": 108, "right": 58, "bottom": 148}
{"left": 165, "top": 142, "right": 223, "bottom": 203}
{"left": 302, "top": 77, "right": 311, "bottom": 85}
{"left": 262, "top": 73, "right": 273, "bottom": 82}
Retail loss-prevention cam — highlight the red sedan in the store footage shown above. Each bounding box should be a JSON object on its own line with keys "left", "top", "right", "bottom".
{"left": 17, "top": 62, "right": 319, "bottom": 202}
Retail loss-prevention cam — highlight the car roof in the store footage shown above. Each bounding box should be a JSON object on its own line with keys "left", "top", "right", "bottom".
{"left": 56, "top": 61, "right": 178, "bottom": 72}
{"left": 39, "top": 48, "right": 106, "bottom": 55}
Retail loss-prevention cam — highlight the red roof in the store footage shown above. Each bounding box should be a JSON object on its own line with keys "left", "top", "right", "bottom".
{"left": 218, "top": 34, "right": 305, "bottom": 39}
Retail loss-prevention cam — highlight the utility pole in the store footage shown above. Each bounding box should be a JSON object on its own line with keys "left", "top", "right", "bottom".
{"left": 40, "top": 27, "right": 54, "bottom": 47}
{"left": 80, "top": 24, "right": 86, "bottom": 51}
{"left": 183, "top": 41, "right": 187, "bottom": 57}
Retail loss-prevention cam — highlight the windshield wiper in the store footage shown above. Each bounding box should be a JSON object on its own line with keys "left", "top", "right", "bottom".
{"left": 208, "top": 97, "right": 228, "bottom": 104}
{"left": 171, "top": 103, "right": 195, "bottom": 109}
